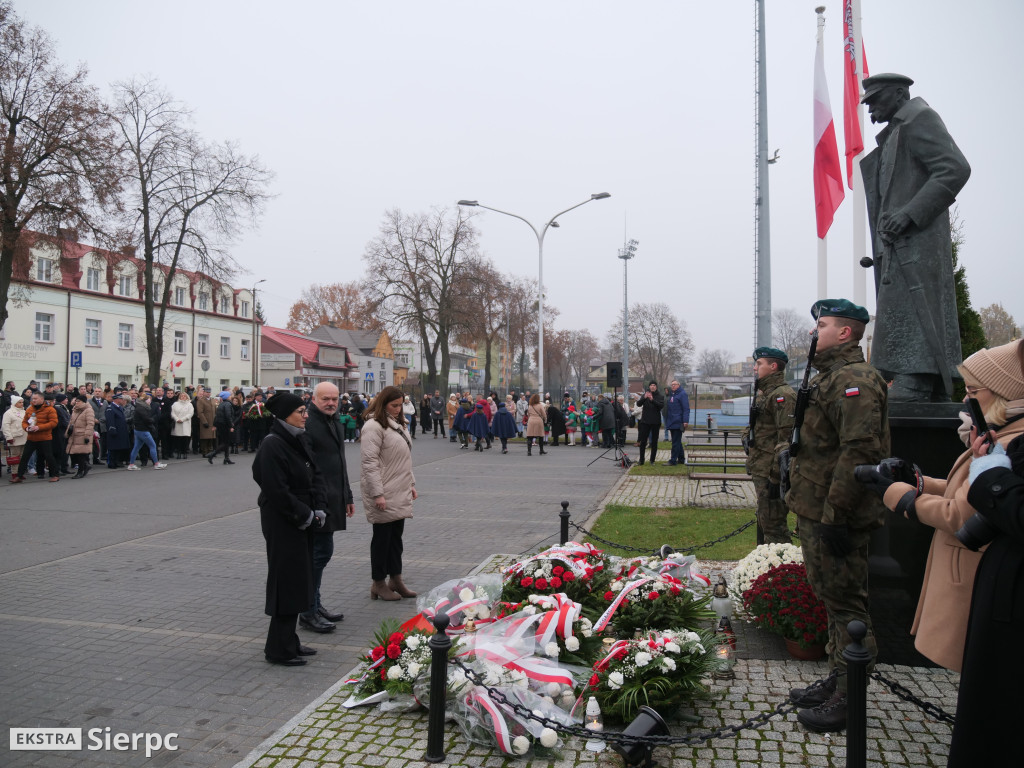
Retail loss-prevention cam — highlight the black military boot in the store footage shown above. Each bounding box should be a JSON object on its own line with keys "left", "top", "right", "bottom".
{"left": 797, "top": 690, "right": 847, "bottom": 732}
{"left": 789, "top": 677, "right": 836, "bottom": 708}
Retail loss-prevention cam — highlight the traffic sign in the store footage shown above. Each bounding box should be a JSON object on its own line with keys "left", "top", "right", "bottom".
{"left": 70, "top": 351, "right": 82, "bottom": 368}
{"left": 365, "top": 372, "right": 374, "bottom": 380}
{"left": 201, "top": 360, "right": 210, "bottom": 372}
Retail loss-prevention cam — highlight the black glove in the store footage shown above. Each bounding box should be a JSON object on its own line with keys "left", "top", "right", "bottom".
{"left": 816, "top": 523, "right": 852, "bottom": 558}
{"left": 855, "top": 457, "right": 923, "bottom": 497}
{"left": 768, "top": 483, "right": 781, "bottom": 500}
{"left": 778, "top": 449, "right": 792, "bottom": 498}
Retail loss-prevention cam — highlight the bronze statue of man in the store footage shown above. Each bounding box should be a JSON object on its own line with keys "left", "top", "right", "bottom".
{"left": 860, "top": 73, "right": 971, "bottom": 403}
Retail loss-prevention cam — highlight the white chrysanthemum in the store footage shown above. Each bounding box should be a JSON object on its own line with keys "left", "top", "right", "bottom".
{"left": 608, "top": 671, "right": 624, "bottom": 688}
{"left": 634, "top": 652, "right": 652, "bottom": 667}
{"left": 565, "top": 636, "right": 580, "bottom": 652}
{"left": 459, "top": 587, "right": 474, "bottom": 602}
{"left": 534, "top": 568, "right": 545, "bottom": 578}
{"left": 664, "top": 642, "right": 681, "bottom": 654}
{"left": 528, "top": 594, "right": 543, "bottom": 604}
{"left": 545, "top": 642, "right": 559, "bottom": 658}
{"left": 406, "top": 662, "right": 422, "bottom": 677}
{"left": 512, "top": 735, "right": 530, "bottom": 755}
{"left": 477, "top": 607, "right": 491, "bottom": 619}
{"left": 539, "top": 728, "right": 558, "bottom": 748}
{"left": 661, "top": 657, "right": 677, "bottom": 671}
{"left": 611, "top": 581, "right": 624, "bottom": 592}
{"left": 387, "top": 665, "right": 404, "bottom": 680}
{"left": 522, "top": 606, "right": 537, "bottom": 615}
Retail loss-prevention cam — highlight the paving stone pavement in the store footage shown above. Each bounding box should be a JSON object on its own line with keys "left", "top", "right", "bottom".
{"left": 607, "top": 474, "right": 756, "bottom": 509}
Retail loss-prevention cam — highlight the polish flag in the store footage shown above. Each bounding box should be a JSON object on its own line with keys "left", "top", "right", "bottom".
{"left": 813, "top": 26, "right": 844, "bottom": 239}
{"left": 842, "top": 0, "right": 868, "bottom": 188}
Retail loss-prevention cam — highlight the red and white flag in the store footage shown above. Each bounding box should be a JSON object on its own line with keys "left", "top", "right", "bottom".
{"left": 813, "top": 23, "right": 844, "bottom": 239}
{"left": 842, "top": 0, "right": 869, "bottom": 188}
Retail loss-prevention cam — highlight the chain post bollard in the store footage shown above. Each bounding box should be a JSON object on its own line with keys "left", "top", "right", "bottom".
{"left": 424, "top": 611, "right": 451, "bottom": 763}
{"left": 559, "top": 500, "right": 570, "bottom": 545}
{"left": 843, "top": 619, "right": 870, "bottom": 768}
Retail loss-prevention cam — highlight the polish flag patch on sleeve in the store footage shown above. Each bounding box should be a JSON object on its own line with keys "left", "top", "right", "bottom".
{"left": 776, "top": 396, "right": 786, "bottom": 403}
{"left": 844, "top": 387, "right": 860, "bottom": 397}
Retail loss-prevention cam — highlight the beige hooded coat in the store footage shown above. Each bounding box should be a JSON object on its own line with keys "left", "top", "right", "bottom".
{"left": 360, "top": 416, "right": 416, "bottom": 524}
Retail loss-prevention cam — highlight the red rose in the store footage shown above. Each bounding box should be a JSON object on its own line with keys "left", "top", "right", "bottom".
{"left": 371, "top": 645, "right": 385, "bottom": 661}
{"left": 562, "top": 572, "right": 576, "bottom": 582}
{"left": 389, "top": 632, "right": 405, "bottom": 645}
{"left": 386, "top": 643, "right": 402, "bottom": 659}
{"left": 550, "top": 576, "right": 563, "bottom": 589}
{"left": 604, "top": 591, "right": 615, "bottom": 601}
{"left": 521, "top": 577, "right": 534, "bottom": 588}
{"left": 535, "top": 578, "right": 549, "bottom": 590}
{"left": 552, "top": 565, "right": 565, "bottom": 576}
{"left": 648, "top": 592, "right": 660, "bottom": 600}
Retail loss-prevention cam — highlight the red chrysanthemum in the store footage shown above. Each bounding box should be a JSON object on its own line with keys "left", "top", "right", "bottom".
{"left": 604, "top": 591, "right": 615, "bottom": 601}
{"left": 552, "top": 565, "right": 564, "bottom": 576}
{"left": 647, "top": 592, "right": 660, "bottom": 600}
{"left": 562, "top": 572, "right": 576, "bottom": 582}
{"left": 550, "top": 576, "right": 563, "bottom": 589}
{"left": 370, "top": 645, "right": 385, "bottom": 661}
{"left": 520, "top": 577, "right": 534, "bottom": 588}
{"left": 535, "top": 578, "right": 549, "bottom": 590}
{"left": 386, "top": 643, "right": 402, "bottom": 659}
{"left": 389, "top": 632, "right": 405, "bottom": 645}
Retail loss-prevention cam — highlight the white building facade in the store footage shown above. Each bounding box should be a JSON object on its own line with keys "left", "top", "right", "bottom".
{"left": 0, "top": 235, "right": 259, "bottom": 390}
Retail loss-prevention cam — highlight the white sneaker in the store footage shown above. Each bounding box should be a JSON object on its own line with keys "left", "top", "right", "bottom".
{"left": 153, "top": 463, "right": 168, "bottom": 470}
{"left": 126, "top": 464, "right": 140, "bottom": 471}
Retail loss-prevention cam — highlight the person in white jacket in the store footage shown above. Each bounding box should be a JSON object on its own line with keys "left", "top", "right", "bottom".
{"left": 2, "top": 396, "right": 27, "bottom": 469}
{"left": 170, "top": 392, "right": 195, "bottom": 459}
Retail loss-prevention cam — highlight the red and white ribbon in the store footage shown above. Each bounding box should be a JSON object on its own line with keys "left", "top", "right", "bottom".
{"left": 594, "top": 578, "right": 650, "bottom": 632}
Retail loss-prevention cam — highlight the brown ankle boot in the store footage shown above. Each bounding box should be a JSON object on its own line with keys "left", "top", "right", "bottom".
{"left": 387, "top": 574, "right": 417, "bottom": 598}
{"left": 370, "top": 580, "right": 401, "bottom": 601}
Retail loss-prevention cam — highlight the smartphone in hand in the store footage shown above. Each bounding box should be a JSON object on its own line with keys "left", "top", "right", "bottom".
{"left": 967, "top": 397, "right": 995, "bottom": 454}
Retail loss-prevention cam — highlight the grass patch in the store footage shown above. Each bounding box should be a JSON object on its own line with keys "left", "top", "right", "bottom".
{"left": 585, "top": 503, "right": 757, "bottom": 561}
{"left": 628, "top": 462, "right": 749, "bottom": 477}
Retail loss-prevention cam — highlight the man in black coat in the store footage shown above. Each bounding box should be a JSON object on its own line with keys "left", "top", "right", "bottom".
{"left": 299, "top": 382, "right": 355, "bottom": 633}
{"left": 252, "top": 393, "right": 328, "bottom": 666}
{"left": 636, "top": 381, "right": 665, "bottom": 465}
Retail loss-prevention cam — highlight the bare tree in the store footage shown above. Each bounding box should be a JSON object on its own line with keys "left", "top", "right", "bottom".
{"left": 286, "top": 281, "right": 380, "bottom": 334}
{"left": 460, "top": 259, "right": 511, "bottom": 394}
{"left": 605, "top": 302, "right": 693, "bottom": 386}
{"left": 564, "top": 329, "right": 599, "bottom": 395}
{"left": 111, "top": 78, "right": 273, "bottom": 384}
{"left": 772, "top": 307, "right": 812, "bottom": 367}
{"left": 697, "top": 348, "right": 731, "bottom": 377}
{"left": 0, "top": 1, "right": 124, "bottom": 330}
{"left": 979, "top": 303, "right": 1021, "bottom": 346}
{"left": 505, "top": 275, "right": 539, "bottom": 391}
{"left": 363, "top": 207, "right": 479, "bottom": 392}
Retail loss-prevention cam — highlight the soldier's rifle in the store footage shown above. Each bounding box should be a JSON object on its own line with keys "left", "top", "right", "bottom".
{"left": 779, "top": 307, "right": 820, "bottom": 496}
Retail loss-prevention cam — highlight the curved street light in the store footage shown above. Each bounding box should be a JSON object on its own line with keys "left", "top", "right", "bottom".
{"left": 457, "top": 193, "right": 610, "bottom": 395}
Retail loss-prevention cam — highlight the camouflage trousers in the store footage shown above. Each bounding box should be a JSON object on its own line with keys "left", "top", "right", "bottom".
{"left": 753, "top": 475, "right": 791, "bottom": 544}
{"left": 798, "top": 515, "right": 877, "bottom": 691}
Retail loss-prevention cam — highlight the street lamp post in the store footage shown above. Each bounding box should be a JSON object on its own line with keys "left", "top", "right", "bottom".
{"left": 252, "top": 278, "right": 266, "bottom": 388}
{"left": 458, "top": 193, "right": 610, "bottom": 395}
{"left": 618, "top": 239, "right": 638, "bottom": 395}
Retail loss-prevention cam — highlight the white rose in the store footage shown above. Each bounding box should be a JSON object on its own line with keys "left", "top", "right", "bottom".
{"left": 512, "top": 735, "right": 530, "bottom": 755}
{"left": 634, "top": 652, "right": 651, "bottom": 667}
{"left": 540, "top": 728, "right": 558, "bottom": 748}
{"left": 545, "top": 642, "right": 559, "bottom": 658}
{"left": 565, "top": 636, "right": 580, "bottom": 652}
{"left": 661, "top": 657, "right": 676, "bottom": 671}
{"left": 609, "top": 671, "right": 624, "bottom": 688}
{"left": 459, "top": 587, "right": 474, "bottom": 602}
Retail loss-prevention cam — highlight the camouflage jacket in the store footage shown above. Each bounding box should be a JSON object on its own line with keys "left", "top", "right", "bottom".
{"left": 785, "top": 342, "right": 890, "bottom": 529}
{"left": 743, "top": 370, "right": 795, "bottom": 483}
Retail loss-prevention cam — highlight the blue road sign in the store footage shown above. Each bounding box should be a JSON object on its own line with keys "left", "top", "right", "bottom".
{"left": 365, "top": 372, "right": 374, "bottom": 380}
{"left": 70, "top": 351, "right": 83, "bottom": 368}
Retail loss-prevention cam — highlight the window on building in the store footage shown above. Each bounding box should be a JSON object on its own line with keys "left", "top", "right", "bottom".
{"left": 118, "top": 274, "right": 134, "bottom": 297}
{"left": 219, "top": 295, "right": 229, "bottom": 314}
{"left": 174, "top": 377, "right": 184, "bottom": 389}
{"left": 174, "top": 286, "right": 186, "bottom": 306}
{"left": 86, "top": 268, "right": 102, "bottom": 291}
{"left": 219, "top": 337, "right": 230, "bottom": 358}
{"left": 152, "top": 281, "right": 163, "bottom": 302}
{"left": 197, "top": 333, "right": 209, "bottom": 356}
{"left": 118, "top": 323, "right": 133, "bottom": 349}
{"left": 174, "top": 331, "right": 186, "bottom": 355}
{"left": 240, "top": 300, "right": 250, "bottom": 318}
{"left": 241, "top": 379, "right": 250, "bottom": 387}
{"left": 240, "top": 339, "right": 250, "bottom": 361}
{"left": 34, "top": 312, "right": 54, "bottom": 343}
{"left": 220, "top": 379, "right": 230, "bottom": 389}
{"left": 85, "top": 319, "right": 101, "bottom": 346}
{"left": 197, "top": 378, "right": 208, "bottom": 387}
{"left": 117, "top": 373, "right": 132, "bottom": 385}
{"left": 84, "top": 372, "right": 100, "bottom": 384}
{"left": 35, "top": 257, "right": 54, "bottom": 282}
{"left": 198, "top": 292, "right": 209, "bottom": 311}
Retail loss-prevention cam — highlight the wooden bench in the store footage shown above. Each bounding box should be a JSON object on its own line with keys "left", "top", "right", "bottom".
{"left": 690, "top": 471, "right": 752, "bottom": 499}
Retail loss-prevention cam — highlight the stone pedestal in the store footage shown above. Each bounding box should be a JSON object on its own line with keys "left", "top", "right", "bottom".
{"left": 869, "top": 402, "right": 965, "bottom": 667}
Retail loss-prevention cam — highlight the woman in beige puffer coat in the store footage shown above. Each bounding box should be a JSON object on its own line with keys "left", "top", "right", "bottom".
{"left": 360, "top": 385, "right": 417, "bottom": 601}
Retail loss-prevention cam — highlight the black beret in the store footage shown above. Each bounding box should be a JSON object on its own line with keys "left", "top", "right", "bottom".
{"left": 266, "top": 392, "right": 305, "bottom": 419}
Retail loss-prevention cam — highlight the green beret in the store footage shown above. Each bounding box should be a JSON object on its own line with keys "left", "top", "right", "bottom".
{"left": 753, "top": 347, "right": 789, "bottom": 364}
{"left": 811, "top": 298, "right": 870, "bottom": 324}
{"left": 861, "top": 73, "right": 913, "bottom": 103}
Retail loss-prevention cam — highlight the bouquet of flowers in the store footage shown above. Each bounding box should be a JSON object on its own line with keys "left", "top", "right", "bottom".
{"left": 456, "top": 684, "right": 572, "bottom": 758}
{"left": 728, "top": 543, "right": 804, "bottom": 617}
{"left": 583, "top": 629, "right": 719, "bottom": 722}
{"left": 417, "top": 573, "right": 505, "bottom": 634}
{"left": 483, "top": 593, "right": 603, "bottom": 667}
{"left": 588, "top": 572, "right": 715, "bottom": 637}
{"left": 345, "top": 619, "right": 437, "bottom": 700}
{"left": 502, "top": 542, "right": 610, "bottom": 607}
{"left": 742, "top": 562, "right": 828, "bottom": 650}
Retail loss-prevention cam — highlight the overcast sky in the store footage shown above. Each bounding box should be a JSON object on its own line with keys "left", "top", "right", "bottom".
{"left": 19, "top": 1, "right": 1023, "bottom": 365}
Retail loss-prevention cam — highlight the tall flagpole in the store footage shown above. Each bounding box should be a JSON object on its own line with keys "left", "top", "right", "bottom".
{"left": 851, "top": 0, "right": 868, "bottom": 307}
{"left": 816, "top": 8, "right": 828, "bottom": 299}
{"left": 754, "top": 0, "right": 772, "bottom": 348}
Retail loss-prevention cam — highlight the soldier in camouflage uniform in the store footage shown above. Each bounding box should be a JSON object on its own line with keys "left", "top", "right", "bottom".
{"left": 743, "top": 347, "right": 796, "bottom": 544}
{"left": 783, "top": 299, "right": 890, "bottom": 733}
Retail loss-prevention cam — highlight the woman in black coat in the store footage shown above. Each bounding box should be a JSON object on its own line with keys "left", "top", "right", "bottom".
{"left": 252, "top": 393, "right": 328, "bottom": 666}
{"left": 419, "top": 394, "right": 432, "bottom": 436}
{"left": 205, "top": 394, "right": 237, "bottom": 464}
{"left": 547, "top": 404, "right": 567, "bottom": 446}
{"left": 952, "top": 435, "right": 1024, "bottom": 764}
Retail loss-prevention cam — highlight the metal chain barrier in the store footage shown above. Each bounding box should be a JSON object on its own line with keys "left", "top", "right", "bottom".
{"left": 568, "top": 518, "right": 757, "bottom": 556}
{"left": 869, "top": 671, "right": 955, "bottom": 725}
{"left": 451, "top": 657, "right": 837, "bottom": 747}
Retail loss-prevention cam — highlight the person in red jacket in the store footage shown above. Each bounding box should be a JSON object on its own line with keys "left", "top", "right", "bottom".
{"left": 11, "top": 392, "right": 60, "bottom": 483}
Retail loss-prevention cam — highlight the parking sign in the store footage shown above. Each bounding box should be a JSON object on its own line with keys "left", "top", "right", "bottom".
{"left": 70, "top": 351, "right": 83, "bottom": 368}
